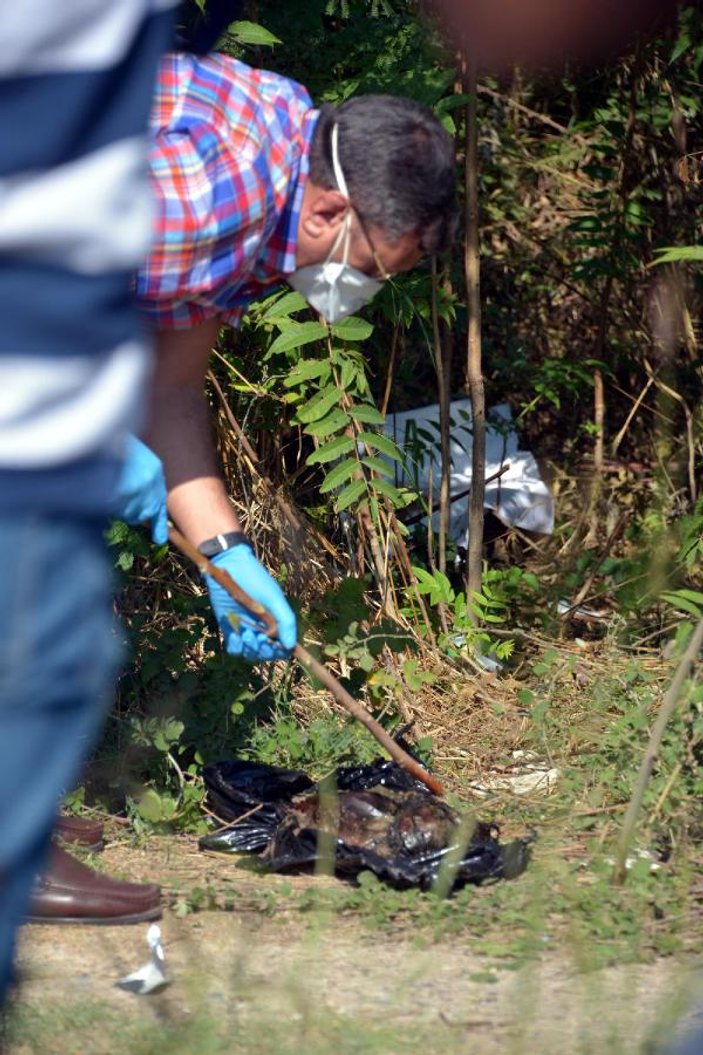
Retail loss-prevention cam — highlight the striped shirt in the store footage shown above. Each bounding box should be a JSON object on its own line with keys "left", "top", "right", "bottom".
{"left": 0, "top": 1, "right": 176, "bottom": 513}
{"left": 137, "top": 52, "right": 318, "bottom": 330}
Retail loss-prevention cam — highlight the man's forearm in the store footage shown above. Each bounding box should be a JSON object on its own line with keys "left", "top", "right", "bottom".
{"left": 146, "top": 322, "right": 242, "bottom": 547}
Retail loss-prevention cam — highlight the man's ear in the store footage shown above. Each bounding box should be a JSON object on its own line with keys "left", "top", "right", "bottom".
{"left": 300, "top": 187, "right": 349, "bottom": 240}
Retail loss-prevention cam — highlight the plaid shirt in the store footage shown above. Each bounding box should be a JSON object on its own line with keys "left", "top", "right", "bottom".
{"left": 137, "top": 52, "right": 317, "bottom": 330}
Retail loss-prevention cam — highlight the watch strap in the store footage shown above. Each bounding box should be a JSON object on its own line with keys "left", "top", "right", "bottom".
{"left": 197, "top": 531, "right": 250, "bottom": 557}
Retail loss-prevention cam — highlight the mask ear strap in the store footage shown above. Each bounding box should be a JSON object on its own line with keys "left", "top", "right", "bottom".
{"left": 328, "top": 121, "right": 352, "bottom": 266}
{"left": 331, "top": 123, "right": 350, "bottom": 198}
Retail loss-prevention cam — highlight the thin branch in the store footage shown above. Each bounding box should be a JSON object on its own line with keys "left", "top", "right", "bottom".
{"left": 613, "top": 618, "right": 703, "bottom": 885}
{"left": 611, "top": 374, "right": 656, "bottom": 455}
{"left": 476, "top": 83, "right": 590, "bottom": 144}
{"left": 464, "top": 51, "right": 486, "bottom": 609}
{"left": 403, "top": 463, "right": 511, "bottom": 527}
{"left": 431, "top": 257, "right": 452, "bottom": 579}
{"left": 380, "top": 323, "right": 400, "bottom": 418}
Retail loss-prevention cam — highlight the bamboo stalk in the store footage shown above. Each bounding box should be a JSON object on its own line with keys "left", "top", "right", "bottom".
{"left": 431, "top": 257, "right": 452, "bottom": 578}
{"left": 168, "top": 526, "right": 445, "bottom": 797}
{"left": 463, "top": 50, "right": 486, "bottom": 611}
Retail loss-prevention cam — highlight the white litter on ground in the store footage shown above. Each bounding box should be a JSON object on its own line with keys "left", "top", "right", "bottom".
{"left": 115, "top": 923, "right": 170, "bottom": 995}
{"left": 602, "top": 848, "right": 663, "bottom": 873}
{"left": 384, "top": 400, "right": 554, "bottom": 545}
{"left": 467, "top": 751, "right": 560, "bottom": 798}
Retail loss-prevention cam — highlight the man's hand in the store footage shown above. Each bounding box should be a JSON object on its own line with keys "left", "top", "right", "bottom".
{"left": 113, "top": 435, "right": 169, "bottom": 544}
{"left": 206, "top": 544, "right": 297, "bottom": 662}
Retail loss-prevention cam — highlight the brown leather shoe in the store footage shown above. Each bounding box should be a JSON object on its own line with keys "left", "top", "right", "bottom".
{"left": 26, "top": 845, "right": 162, "bottom": 925}
{"left": 55, "top": 814, "right": 104, "bottom": 851}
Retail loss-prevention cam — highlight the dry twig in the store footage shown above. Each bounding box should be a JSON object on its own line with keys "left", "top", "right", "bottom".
{"left": 613, "top": 617, "right": 703, "bottom": 885}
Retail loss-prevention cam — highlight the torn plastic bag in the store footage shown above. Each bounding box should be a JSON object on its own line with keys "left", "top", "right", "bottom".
{"left": 200, "top": 759, "right": 531, "bottom": 890}
{"left": 202, "top": 760, "right": 314, "bottom": 853}
{"left": 384, "top": 400, "right": 554, "bottom": 545}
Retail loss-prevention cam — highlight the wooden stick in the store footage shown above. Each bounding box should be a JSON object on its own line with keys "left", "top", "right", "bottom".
{"left": 168, "top": 526, "right": 445, "bottom": 797}
{"left": 293, "top": 644, "right": 444, "bottom": 796}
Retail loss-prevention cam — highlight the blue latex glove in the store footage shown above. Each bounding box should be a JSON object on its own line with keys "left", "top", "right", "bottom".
{"left": 206, "top": 545, "right": 297, "bottom": 662}
{"left": 113, "top": 435, "right": 169, "bottom": 545}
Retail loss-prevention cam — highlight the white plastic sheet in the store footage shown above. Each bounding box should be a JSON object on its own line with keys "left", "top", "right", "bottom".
{"left": 384, "top": 400, "right": 554, "bottom": 546}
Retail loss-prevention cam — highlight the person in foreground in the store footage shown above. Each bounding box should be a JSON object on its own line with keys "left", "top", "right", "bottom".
{"left": 0, "top": 0, "right": 250, "bottom": 1003}
{"left": 0, "top": 0, "right": 180, "bottom": 1002}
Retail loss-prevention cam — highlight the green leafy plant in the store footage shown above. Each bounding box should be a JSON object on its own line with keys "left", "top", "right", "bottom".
{"left": 407, "top": 564, "right": 515, "bottom": 662}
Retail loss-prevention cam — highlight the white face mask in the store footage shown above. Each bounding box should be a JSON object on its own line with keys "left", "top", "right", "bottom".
{"left": 288, "top": 124, "right": 385, "bottom": 323}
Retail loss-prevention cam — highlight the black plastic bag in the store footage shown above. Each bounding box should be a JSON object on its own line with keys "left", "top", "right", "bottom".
{"left": 200, "top": 759, "right": 532, "bottom": 890}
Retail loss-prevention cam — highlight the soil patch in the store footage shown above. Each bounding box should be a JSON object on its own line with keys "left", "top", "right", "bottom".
{"left": 5, "top": 832, "right": 702, "bottom": 1055}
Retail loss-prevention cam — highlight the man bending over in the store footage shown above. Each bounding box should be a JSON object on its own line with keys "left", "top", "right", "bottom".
{"left": 138, "top": 50, "right": 457, "bottom": 658}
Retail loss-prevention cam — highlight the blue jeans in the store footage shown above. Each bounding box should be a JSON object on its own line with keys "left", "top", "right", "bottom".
{"left": 0, "top": 514, "right": 120, "bottom": 1001}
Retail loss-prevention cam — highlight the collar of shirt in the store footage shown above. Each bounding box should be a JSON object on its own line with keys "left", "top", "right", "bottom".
{"left": 242, "top": 107, "right": 318, "bottom": 283}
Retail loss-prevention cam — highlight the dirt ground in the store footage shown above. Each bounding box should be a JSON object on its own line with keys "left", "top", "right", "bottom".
{"left": 6, "top": 833, "right": 703, "bottom": 1055}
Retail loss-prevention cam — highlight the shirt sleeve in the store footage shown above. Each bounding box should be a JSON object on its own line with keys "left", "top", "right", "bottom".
{"left": 136, "top": 122, "right": 270, "bottom": 331}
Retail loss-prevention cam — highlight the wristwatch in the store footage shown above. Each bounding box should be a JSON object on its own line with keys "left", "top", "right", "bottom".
{"left": 197, "top": 531, "right": 251, "bottom": 557}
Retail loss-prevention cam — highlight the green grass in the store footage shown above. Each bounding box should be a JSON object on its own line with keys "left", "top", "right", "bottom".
{"left": 4, "top": 954, "right": 699, "bottom": 1055}
{"left": 3, "top": 1001, "right": 430, "bottom": 1055}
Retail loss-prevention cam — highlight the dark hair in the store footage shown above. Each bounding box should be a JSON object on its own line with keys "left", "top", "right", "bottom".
{"left": 309, "top": 96, "right": 457, "bottom": 256}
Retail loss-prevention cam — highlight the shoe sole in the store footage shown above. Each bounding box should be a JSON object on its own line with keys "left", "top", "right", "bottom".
{"left": 25, "top": 905, "right": 162, "bottom": 926}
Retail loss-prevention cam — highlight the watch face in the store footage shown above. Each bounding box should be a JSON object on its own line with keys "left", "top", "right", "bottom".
{"left": 198, "top": 537, "right": 223, "bottom": 557}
